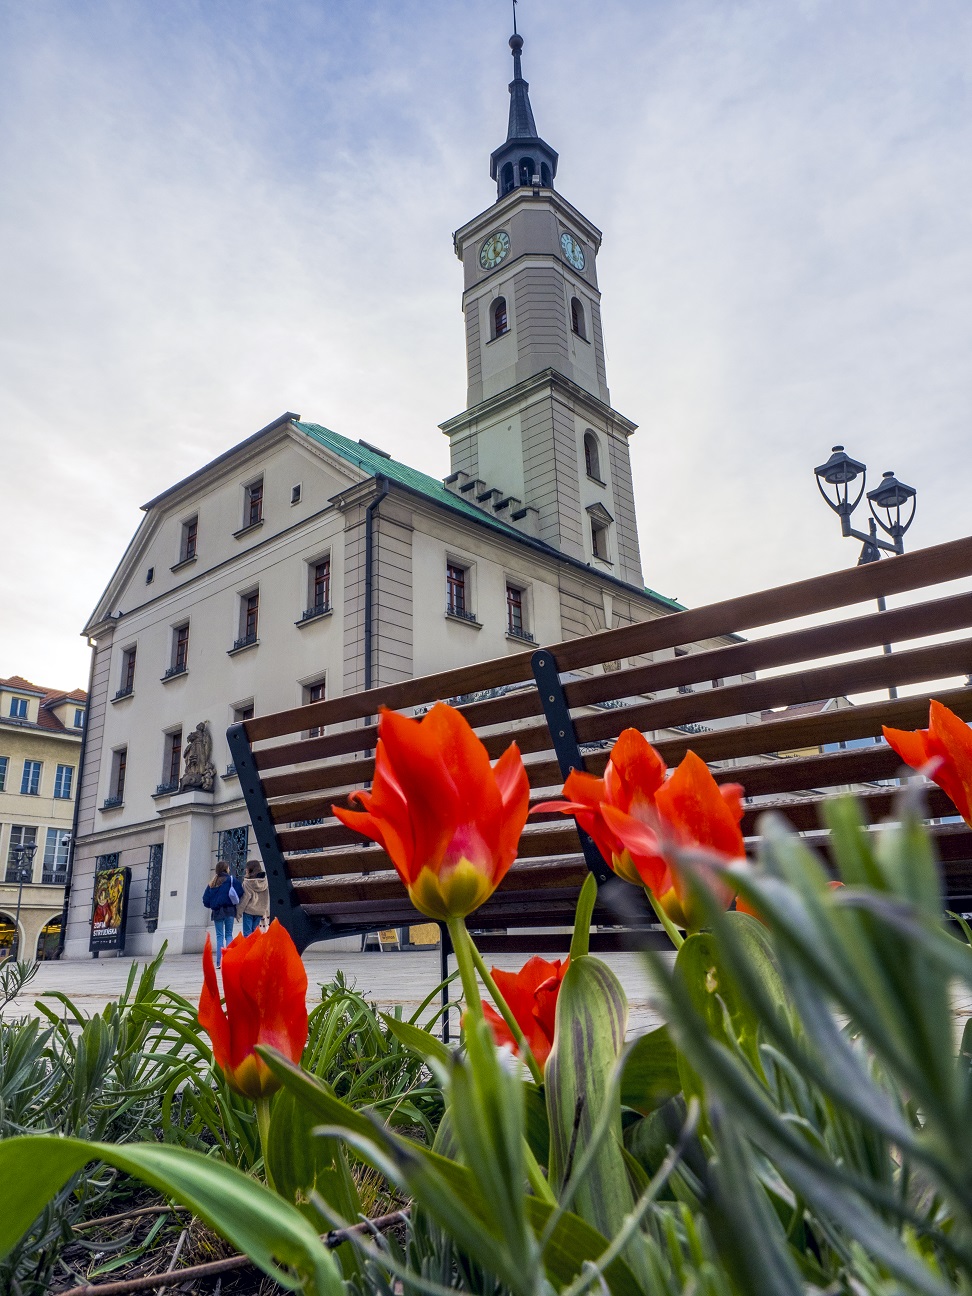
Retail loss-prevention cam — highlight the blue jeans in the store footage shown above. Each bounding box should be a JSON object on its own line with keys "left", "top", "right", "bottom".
{"left": 241, "top": 912, "right": 261, "bottom": 937}
{"left": 213, "top": 914, "right": 235, "bottom": 964}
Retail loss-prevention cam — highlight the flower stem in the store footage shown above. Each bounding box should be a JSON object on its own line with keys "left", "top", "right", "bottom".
{"left": 255, "top": 1096, "right": 275, "bottom": 1192}
{"left": 646, "top": 889, "right": 684, "bottom": 950}
{"left": 446, "top": 917, "right": 483, "bottom": 1018}
{"left": 468, "top": 938, "right": 544, "bottom": 1087}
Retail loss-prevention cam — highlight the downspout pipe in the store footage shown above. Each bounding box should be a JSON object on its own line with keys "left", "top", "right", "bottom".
{"left": 56, "top": 637, "right": 97, "bottom": 958}
{"left": 363, "top": 475, "right": 389, "bottom": 692}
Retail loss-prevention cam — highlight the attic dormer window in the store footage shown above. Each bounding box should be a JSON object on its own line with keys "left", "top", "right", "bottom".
{"left": 492, "top": 297, "right": 509, "bottom": 338}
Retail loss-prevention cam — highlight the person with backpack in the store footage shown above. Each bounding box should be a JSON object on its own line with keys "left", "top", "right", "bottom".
{"left": 202, "top": 859, "right": 239, "bottom": 968}
{"left": 237, "top": 859, "right": 270, "bottom": 937}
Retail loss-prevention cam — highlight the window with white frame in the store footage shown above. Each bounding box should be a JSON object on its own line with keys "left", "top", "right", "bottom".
{"left": 0, "top": 756, "right": 7, "bottom": 791}
{"left": 118, "top": 645, "right": 137, "bottom": 696}
{"left": 446, "top": 563, "right": 472, "bottom": 619}
{"left": 506, "top": 584, "right": 530, "bottom": 640}
{"left": 21, "top": 760, "right": 41, "bottom": 796}
{"left": 308, "top": 557, "right": 331, "bottom": 615}
{"left": 180, "top": 515, "right": 198, "bottom": 563}
{"left": 243, "top": 478, "right": 264, "bottom": 528}
{"left": 73, "top": 708, "right": 85, "bottom": 728}
{"left": 9, "top": 697, "right": 28, "bottom": 719}
{"left": 53, "top": 764, "right": 74, "bottom": 799}
{"left": 6, "top": 825, "right": 37, "bottom": 880}
{"left": 236, "top": 589, "right": 259, "bottom": 648}
{"left": 107, "top": 748, "right": 127, "bottom": 804}
{"left": 169, "top": 623, "right": 190, "bottom": 675}
{"left": 304, "top": 679, "right": 326, "bottom": 739}
{"left": 43, "top": 828, "right": 71, "bottom": 882}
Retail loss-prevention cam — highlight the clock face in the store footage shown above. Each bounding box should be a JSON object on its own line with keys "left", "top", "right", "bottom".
{"left": 560, "top": 232, "right": 586, "bottom": 271}
{"left": 479, "top": 230, "right": 511, "bottom": 271}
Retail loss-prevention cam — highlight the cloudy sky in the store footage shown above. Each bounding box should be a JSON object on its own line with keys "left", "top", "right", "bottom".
{"left": 2, "top": 0, "right": 971, "bottom": 691}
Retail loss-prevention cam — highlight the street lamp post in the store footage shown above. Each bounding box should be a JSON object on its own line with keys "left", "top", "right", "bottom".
{"left": 813, "top": 447, "right": 917, "bottom": 700}
{"left": 8, "top": 842, "right": 37, "bottom": 962}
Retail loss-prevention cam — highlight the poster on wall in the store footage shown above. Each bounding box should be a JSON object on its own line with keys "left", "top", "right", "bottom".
{"left": 89, "top": 866, "right": 131, "bottom": 954}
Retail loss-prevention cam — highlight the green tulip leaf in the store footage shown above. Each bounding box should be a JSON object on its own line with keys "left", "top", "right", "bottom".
{"left": 380, "top": 1013, "right": 453, "bottom": 1071}
{"left": 620, "top": 1025, "right": 681, "bottom": 1115}
{"left": 0, "top": 1135, "right": 341, "bottom": 1295}
{"left": 546, "top": 956, "right": 635, "bottom": 1243}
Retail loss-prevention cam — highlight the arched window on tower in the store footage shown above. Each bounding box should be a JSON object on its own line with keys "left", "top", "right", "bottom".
{"left": 492, "top": 297, "right": 509, "bottom": 338}
{"left": 541, "top": 162, "right": 552, "bottom": 188}
{"left": 570, "top": 297, "right": 587, "bottom": 339}
{"left": 501, "top": 162, "right": 515, "bottom": 194}
{"left": 519, "top": 156, "right": 535, "bottom": 187}
{"left": 584, "top": 431, "right": 601, "bottom": 482}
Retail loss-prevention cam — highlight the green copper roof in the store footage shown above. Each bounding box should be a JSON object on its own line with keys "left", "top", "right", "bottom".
{"left": 295, "top": 420, "right": 683, "bottom": 612}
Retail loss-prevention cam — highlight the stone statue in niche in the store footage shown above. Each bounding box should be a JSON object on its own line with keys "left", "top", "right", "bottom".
{"left": 179, "top": 721, "right": 216, "bottom": 792}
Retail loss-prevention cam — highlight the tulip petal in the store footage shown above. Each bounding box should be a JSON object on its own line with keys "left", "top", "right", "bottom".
{"left": 197, "top": 935, "right": 230, "bottom": 1072}
{"left": 883, "top": 724, "right": 934, "bottom": 772}
{"left": 600, "top": 803, "right": 669, "bottom": 892}
{"left": 655, "top": 751, "right": 746, "bottom": 863}
{"left": 605, "top": 729, "right": 667, "bottom": 817}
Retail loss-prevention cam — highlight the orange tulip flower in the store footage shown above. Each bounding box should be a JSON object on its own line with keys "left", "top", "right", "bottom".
{"left": 536, "top": 729, "right": 745, "bottom": 930}
{"left": 332, "top": 703, "right": 530, "bottom": 921}
{"left": 482, "top": 955, "right": 568, "bottom": 1068}
{"left": 198, "top": 919, "right": 308, "bottom": 1099}
{"left": 883, "top": 699, "right": 972, "bottom": 827}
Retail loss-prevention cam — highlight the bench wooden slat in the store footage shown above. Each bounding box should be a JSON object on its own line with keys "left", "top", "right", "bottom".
{"left": 245, "top": 535, "right": 972, "bottom": 744}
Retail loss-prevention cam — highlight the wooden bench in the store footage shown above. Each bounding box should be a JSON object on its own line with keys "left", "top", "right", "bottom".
{"left": 228, "top": 535, "right": 972, "bottom": 967}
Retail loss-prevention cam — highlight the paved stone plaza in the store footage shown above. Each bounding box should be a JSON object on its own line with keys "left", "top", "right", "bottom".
{"left": 10, "top": 949, "right": 972, "bottom": 1039}
{"left": 8, "top": 948, "right": 667, "bottom": 1034}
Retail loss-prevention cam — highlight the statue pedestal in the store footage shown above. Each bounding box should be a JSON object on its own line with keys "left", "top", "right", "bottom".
{"left": 154, "top": 791, "right": 216, "bottom": 955}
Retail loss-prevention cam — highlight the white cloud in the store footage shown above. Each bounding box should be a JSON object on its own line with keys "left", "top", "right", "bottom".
{"left": 1, "top": 0, "right": 971, "bottom": 687}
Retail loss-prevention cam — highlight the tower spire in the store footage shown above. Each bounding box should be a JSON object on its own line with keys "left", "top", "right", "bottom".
{"left": 489, "top": 27, "right": 558, "bottom": 200}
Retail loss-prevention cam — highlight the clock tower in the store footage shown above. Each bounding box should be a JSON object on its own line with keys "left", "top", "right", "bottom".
{"left": 440, "top": 31, "right": 644, "bottom": 589}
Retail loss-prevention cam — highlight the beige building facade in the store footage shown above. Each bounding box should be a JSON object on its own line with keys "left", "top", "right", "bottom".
{"left": 0, "top": 676, "right": 85, "bottom": 960}
{"left": 63, "top": 32, "right": 749, "bottom": 959}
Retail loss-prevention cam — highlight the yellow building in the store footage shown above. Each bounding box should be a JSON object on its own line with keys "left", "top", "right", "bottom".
{"left": 0, "top": 676, "right": 86, "bottom": 960}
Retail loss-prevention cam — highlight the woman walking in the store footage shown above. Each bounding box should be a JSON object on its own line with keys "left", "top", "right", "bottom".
{"left": 237, "top": 860, "right": 270, "bottom": 937}
{"left": 202, "top": 859, "right": 237, "bottom": 968}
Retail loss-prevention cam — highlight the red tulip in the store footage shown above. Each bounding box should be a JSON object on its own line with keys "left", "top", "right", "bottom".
{"left": 536, "top": 730, "right": 745, "bottom": 930}
{"left": 332, "top": 703, "right": 530, "bottom": 920}
{"left": 883, "top": 700, "right": 972, "bottom": 827}
{"left": 481, "top": 955, "right": 568, "bottom": 1068}
{"left": 198, "top": 919, "right": 308, "bottom": 1099}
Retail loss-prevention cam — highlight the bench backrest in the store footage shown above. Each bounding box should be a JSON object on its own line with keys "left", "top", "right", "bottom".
{"left": 228, "top": 536, "right": 972, "bottom": 951}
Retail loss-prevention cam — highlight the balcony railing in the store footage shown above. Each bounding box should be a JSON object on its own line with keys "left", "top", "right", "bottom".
{"left": 507, "top": 626, "right": 536, "bottom": 643}
{"left": 446, "top": 605, "right": 478, "bottom": 623}
{"left": 154, "top": 780, "right": 179, "bottom": 797}
{"left": 230, "top": 632, "right": 259, "bottom": 653}
{"left": 162, "top": 664, "right": 187, "bottom": 681}
{"left": 297, "top": 602, "right": 331, "bottom": 624}
{"left": 113, "top": 686, "right": 134, "bottom": 701}
{"left": 102, "top": 795, "right": 124, "bottom": 809}
{"left": 42, "top": 869, "right": 68, "bottom": 886}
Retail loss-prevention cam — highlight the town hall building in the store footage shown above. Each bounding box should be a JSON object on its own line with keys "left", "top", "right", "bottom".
{"left": 63, "top": 33, "right": 726, "bottom": 959}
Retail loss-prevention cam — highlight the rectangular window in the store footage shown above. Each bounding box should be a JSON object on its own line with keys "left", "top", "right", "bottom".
{"left": 305, "top": 680, "right": 325, "bottom": 739}
{"left": 675, "top": 647, "right": 694, "bottom": 695}
{"left": 0, "top": 755, "right": 7, "bottom": 791}
{"left": 234, "top": 702, "right": 254, "bottom": 724}
{"left": 172, "top": 623, "right": 190, "bottom": 673}
{"left": 312, "top": 558, "right": 331, "bottom": 612}
{"left": 21, "top": 760, "right": 41, "bottom": 796}
{"left": 591, "top": 519, "right": 610, "bottom": 561}
{"left": 244, "top": 479, "right": 264, "bottom": 528}
{"left": 53, "top": 764, "right": 74, "bottom": 799}
{"left": 446, "top": 564, "right": 467, "bottom": 617}
{"left": 9, "top": 697, "right": 28, "bottom": 719}
{"left": 120, "top": 646, "right": 137, "bottom": 695}
{"left": 111, "top": 748, "right": 127, "bottom": 802}
{"left": 180, "top": 516, "right": 198, "bottom": 562}
{"left": 166, "top": 730, "right": 182, "bottom": 787}
{"left": 73, "top": 708, "right": 85, "bottom": 729}
{"left": 236, "top": 590, "right": 259, "bottom": 647}
{"left": 506, "top": 585, "right": 524, "bottom": 636}
{"left": 6, "top": 825, "right": 37, "bottom": 881}
{"left": 43, "top": 828, "right": 71, "bottom": 882}
{"left": 291, "top": 484, "right": 302, "bottom": 505}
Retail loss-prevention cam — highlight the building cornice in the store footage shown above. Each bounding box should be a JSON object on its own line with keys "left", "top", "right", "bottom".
{"left": 438, "top": 368, "right": 637, "bottom": 439}
{"left": 453, "top": 188, "right": 603, "bottom": 258}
